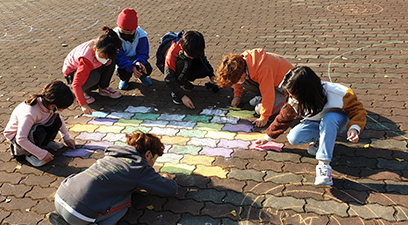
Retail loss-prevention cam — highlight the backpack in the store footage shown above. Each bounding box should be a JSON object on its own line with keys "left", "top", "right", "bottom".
{"left": 156, "top": 30, "right": 183, "bottom": 73}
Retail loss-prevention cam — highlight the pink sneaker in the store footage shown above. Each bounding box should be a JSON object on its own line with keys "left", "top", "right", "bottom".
{"left": 99, "top": 87, "right": 122, "bottom": 99}
{"left": 84, "top": 94, "right": 95, "bottom": 104}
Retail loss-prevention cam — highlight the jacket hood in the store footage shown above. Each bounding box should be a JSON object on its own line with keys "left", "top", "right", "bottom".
{"left": 242, "top": 48, "right": 267, "bottom": 78}
{"left": 104, "top": 145, "right": 143, "bottom": 161}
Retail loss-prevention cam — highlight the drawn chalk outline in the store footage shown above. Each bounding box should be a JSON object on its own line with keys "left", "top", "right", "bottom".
{"left": 327, "top": 3, "right": 383, "bottom": 15}
{"left": 0, "top": 0, "right": 120, "bottom": 42}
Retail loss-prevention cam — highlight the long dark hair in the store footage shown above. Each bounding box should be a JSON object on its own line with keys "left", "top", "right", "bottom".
{"left": 95, "top": 26, "right": 122, "bottom": 60}
{"left": 24, "top": 80, "right": 74, "bottom": 109}
{"left": 281, "top": 66, "right": 327, "bottom": 117}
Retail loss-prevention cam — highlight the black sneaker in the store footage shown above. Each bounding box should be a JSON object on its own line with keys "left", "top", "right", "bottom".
{"left": 48, "top": 211, "right": 70, "bottom": 225}
{"left": 181, "top": 82, "right": 194, "bottom": 91}
{"left": 171, "top": 92, "right": 182, "bottom": 105}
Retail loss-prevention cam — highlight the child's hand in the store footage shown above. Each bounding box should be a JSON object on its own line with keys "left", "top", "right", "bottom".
{"left": 231, "top": 97, "right": 241, "bottom": 108}
{"left": 136, "top": 62, "right": 147, "bottom": 74}
{"left": 132, "top": 66, "right": 142, "bottom": 78}
{"left": 253, "top": 118, "right": 268, "bottom": 127}
{"left": 81, "top": 105, "right": 92, "bottom": 115}
{"left": 347, "top": 128, "right": 359, "bottom": 143}
{"left": 182, "top": 95, "right": 195, "bottom": 109}
{"left": 65, "top": 139, "right": 76, "bottom": 149}
{"left": 255, "top": 137, "right": 268, "bottom": 145}
{"left": 210, "top": 76, "right": 217, "bottom": 85}
{"left": 42, "top": 152, "right": 54, "bottom": 163}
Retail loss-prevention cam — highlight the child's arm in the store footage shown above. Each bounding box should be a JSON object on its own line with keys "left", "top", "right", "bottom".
{"left": 137, "top": 167, "right": 178, "bottom": 197}
{"left": 342, "top": 88, "right": 367, "bottom": 135}
{"left": 59, "top": 115, "right": 75, "bottom": 149}
{"left": 116, "top": 49, "right": 135, "bottom": 73}
{"left": 134, "top": 37, "right": 150, "bottom": 65}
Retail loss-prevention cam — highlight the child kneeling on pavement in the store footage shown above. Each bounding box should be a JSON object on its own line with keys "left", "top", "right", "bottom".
{"left": 49, "top": 132, "right": 178, "bottom": 225}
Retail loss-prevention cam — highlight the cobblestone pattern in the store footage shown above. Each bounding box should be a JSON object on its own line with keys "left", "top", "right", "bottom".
{"left": 1, "top": 0, "right": 408, "bottom": 224}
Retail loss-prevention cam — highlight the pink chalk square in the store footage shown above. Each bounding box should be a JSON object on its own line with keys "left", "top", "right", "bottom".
{"left": 200, "top": 147, "right": 233, "bottom": 158}
{"left": 218, "top": 139, "right": 250, "bottom": 149}
{"left": 250, "top": 141, "right": 284, "bottom": 152}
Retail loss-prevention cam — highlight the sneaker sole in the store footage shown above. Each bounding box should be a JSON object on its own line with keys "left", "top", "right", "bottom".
{"left": 99, "top": 93, "right": 122, "bottom": 98}
{"left": 314, "top": 178, "right": 333, "bottom": 185}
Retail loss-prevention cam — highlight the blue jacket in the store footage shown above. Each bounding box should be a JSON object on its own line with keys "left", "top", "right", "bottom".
{"left": 114, "top": 27, "right": 150, "bottom": 72}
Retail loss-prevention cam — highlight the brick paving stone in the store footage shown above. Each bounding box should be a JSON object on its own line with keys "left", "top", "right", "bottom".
{"left": 367, "top": 192, "right": 408, "bottom": 207}
{"left": 337, "top": 156, "right": 378, "bottom": 168}
{"left": 349, "top": 203, "right": 396, "bottom": 221}
{"left": 223, "top": 191, "right": 264, "bottom": 206}
{"left": 283, "top": 210, "right": 330, "bottom": 225}
{"left": 141, "top": 120, "right": 169, "bottom": 127}
{"left": 264, "top": 171, "right": 303, "bottom": 185}
{"left": 201, "top": 201, "right": 241, "bottom": 220}
{"left": 360, "top": 168, "right": 402, "bottom": 181}
{"left": 228, "top": 168, "right": 265, "bottom": 182}
{"left": 331, "top": 166, "right": 361, "bottom": 179}
{"left": 205, "top": 130, "right": 236, "bottom": 140}
{"left": 0, "top": 183, "right": 32, "bottom": 198}
{"left": 200, "top": 147, "right": 233, "bottom": 157}
{"left": 183, "top": 114, "right": 212, "bottom": 123}
{"left": 95, "top": 125, "right": 124, "bottom": 133}
{"left": 328, "top": 215, "right": 377, "bottom": 225}
{"left": 283, "top": 162, "right": 315, "bottom": 174}
{"left": 163, "top": 198, "right": 204, "bottom": 215}
{"left": 26, "top": 186, "right": 56, "bottom": 200}
{"left": 305, "top": 199, "right": 348, "bottom": 217}
{"left": 158, "top": 113, "right": 185, "bottom": 121}
{"left": 223, "top": 123, "right": 253, "bottom": 133}
{"left": 168, "top": 121, "right": 197, "bottom": 129}
{"left": 211, "top": 116, "right": 239, "bottom": 124}
{"left": 138, "top": 210, "right": 180, "bottom": 225}
{"left": 160, "top": 163, "right": 194, "bottom": 175}
{"left": 343, "top": 178, "right": 386, "bottom": 192}
{"left": 283, "top": 184, "right": 325, "bottom": 201}
{"left": 0, "top": 171, "right": 25, "bottom": 184}
{"left": 247, "top": 159, "right": 284, "bottom": 172}
{"left": 0, "top": 161, "right": 19, "bottom": 173}
{"left": 161, "top": 136, "right": 190, "bottom": 145}
{"left": 232, "top": 149, "right": 266, "bottom": 161}
{"left": 186, "top": 188, "right": 225, "bottom": 204}
{"left": 189, "top": 137, "right": 219, "bottom": 147}
{"left": 177, "top": 129, "right": 207, "bottom": 138}
{"left": 324, "top": 188, "right": 368, "bottom": 204}
{"left": 181, "top": 154, "right": 214, "bottom": 166}
{"left": 354, "top": 148, "right": 393, "bottom": 160}
{"left": 194, "top": 165, "right": 228, "bottom": 178}
{"left": 88, "top": 118, "right": 117, "bottom": 126}
{"left": 122, "top": 126, "right": 151, "bottom": 134}
{"left": 195, "top": 122, "right": 224, "bottom": 131}
{"left": 244, "top": 181, "right": 284, "bottom": 195}
{"left": 131, "top": 192, "right": 168, "bottom": 211}
{"left": 0, "top": 210, "right": 11, "bottom": 224}
{"left": 265, "top": 151, "right": 301, "bottom": 163}
{"left": 370, "top": 139, "right": 408, "bottom": 151}
{"left": 218, "top": 139, "right": 251, "bottom": 149}
{"left": 169, "top": 145, "right": 201, "bottom": 155}
{"left": 124, "top": 106, "right": 152, "bottom": 113}
{"left": 119, "top": 207, "right": 143, "bottom": 224}
{"left": 240, "top": 206, "right": 282, "bottom": 224}
{"left": 2, "top": 210, "right": 44, "bottom": 225}
{"left": 385, "top": 180, "right": 408, "bottom": 194}
{"left": 263, "top": 195, "right": 305, "bottom": 213}
{"left": 132, "top": 113, "right": 160, "bottom": 120}
{"left": 208, "top": 177, "right": 246, "bottom": 192}
{"left": 0, "top": 196, "right": 37, "bottom": 211}
{"left": 395, "top": 206, "right": 408, "bottom": 221}
{"left": 235, "top": 132, "right": 265, "bottom": 141}
{"left": 378, "top": 158, "right": 408, "bottom": 171}
{"left": 201, "top": 109, "right": 227, "bottom": 116}
{"left": 149, "top": 127, "right": 179, "bottom": 136}
{"left": 32, "top": 200, "right": 55, "bottom": 214}
{"left": 69, "top": 124, "right": 99, "bottom": 132}
{"left": 75, "top": 132, "right": 106, "bottom": 141}
{"left": 175, "top": 174, "right": 209, "bottom": 189}
{"left": 102, "top": 133, "right": 127, "bottom": 142}
{"left": 156, "top": 153, "right": 183, "bottom": 164}
{"left": 178, "top": 214, "right": 222, "bottom": 225}
{"left": 115, "top": 118, "right": 143, "bottom": 126}
{"left": 212, "top": 156, "right": 248, "bottom": 170}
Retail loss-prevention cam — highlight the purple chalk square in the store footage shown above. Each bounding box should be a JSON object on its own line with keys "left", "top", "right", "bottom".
{"left": 200, "top": 147, "right": 233, "bottom": 158}
{"left": 222, "top": 124, "right": 253, "bottom": 133}
{"left": 62, "top": 148, "right": 94, "bottom": 157}
{"left": 83, "top": 141, "right": 113, "bottom": 150}
{"left": 88, "top": 118, "right": 118, "bottom": 126}
{"left": 218, "top": 139, "right": 251, "bottom": 149}
{"left": 164, "top": 145, "right": 171, "bottom": 153}
{"left": 250, "top": 141, "right": 284, "bottom": 152}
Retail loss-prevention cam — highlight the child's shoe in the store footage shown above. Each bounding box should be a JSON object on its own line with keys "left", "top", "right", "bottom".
{"left": 314, "top": 162, "right": 333, "bottom": 185}
{"left": 171, "top": 92, "right": 182, "bottom": 105}
{"left": 307, "top": 142, "right": 318, "bottom": 156}
{"left": 84, "top": 94, "right": 95, "bottom": 104}
{"left": 99, "top": 87, "right": 122, "bottom": 98}
{"left": 181, "top": 82, "right": 194, "bottom": 91}
{"left": 249, "top": 96, "right": 262, "bottom": 106}
{"left": 48, "top": 211, "right": 70, "bottom": 225}
{"left": 139, "top": 77, "right": 152, "bottom": 86}
{"left": 118, "top": 80, "right": 129, "bottom": 90}
{"left": 25, "top": 155, "right": 46, "bottom": 167}
{"left": 44, "top": 141, "right": 65, "bottom": 150}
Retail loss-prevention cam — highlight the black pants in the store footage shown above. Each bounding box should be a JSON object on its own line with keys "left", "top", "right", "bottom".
{"left": 11, "top": 115, "right": 62, "bottom": 156}
{"left": 117, "top": 62, "right": 153, "bottom": 82}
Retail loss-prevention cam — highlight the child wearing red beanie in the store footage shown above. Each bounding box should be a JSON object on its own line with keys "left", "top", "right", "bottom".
{"left": 114, "top": 8, "right": 153, "bottom": 90}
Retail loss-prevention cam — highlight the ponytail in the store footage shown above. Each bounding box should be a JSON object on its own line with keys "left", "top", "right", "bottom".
{"left": 95, "top": 26, "right": 122, "bottom": 60}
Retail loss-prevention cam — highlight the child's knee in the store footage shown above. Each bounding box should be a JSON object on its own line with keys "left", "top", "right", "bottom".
{"left": 287, "top": 133, "right": 302, "bottom": 145}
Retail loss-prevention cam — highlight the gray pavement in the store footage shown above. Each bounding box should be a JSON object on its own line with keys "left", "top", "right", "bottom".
{"left": 0, "top": 0, "right": 408, "bottom": 224}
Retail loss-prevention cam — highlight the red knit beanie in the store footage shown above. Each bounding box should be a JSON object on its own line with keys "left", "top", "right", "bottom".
{"left": 117, "top": 8, "right": 138, "bottom": 30}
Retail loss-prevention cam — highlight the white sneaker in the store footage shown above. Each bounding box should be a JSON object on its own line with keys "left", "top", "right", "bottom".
{"left": 307, "top": 142, "right": 318, "bottom": 156}
{"left": 25, "top": 155, "right": 46, "bottom": 167}
{"left": 314, "top": 163, "right": 333, "bottom": 185}
{"left": 44, "top": 141, "right": 64, "bottom": 150}
{"left": 249, "top": 96, "right": 262, "bottom": 106}
{"left": 84, "top": 94, "right": 95, "bottom": 104}
{"left": 99, "top": 87, "right": 122, "bottom": 99}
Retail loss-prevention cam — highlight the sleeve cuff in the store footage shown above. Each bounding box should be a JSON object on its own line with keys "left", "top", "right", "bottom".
{"left": 264, "top": 134, "right": 273, "bottom": 142}
{"left": 348, "top": 125, "right": 361, "bottom": 134}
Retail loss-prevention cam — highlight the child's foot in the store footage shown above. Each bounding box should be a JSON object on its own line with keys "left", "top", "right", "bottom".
{"left": 118, "top": 79, "right": 129, "bottom": 90}
{"left": 181, "top": 82, "right": 194, "bottom": 91}
{"left": 44, "top": 141, "right": 65, "bottom": 150}
{"left": 48, "top": 211, "right": 70, "bottom": 225}
{"left": 171, "top": 92, "right": 182, "bottom": 105}
{"left": 249, "top": 96, "right": 262, "bottom": 106}
{"left": 84, "top": 94, "right": 95, "bottom": 104}
{"left": 139, "top": 77, "right": 152, "bottom": 86}
{"left": 307, "top": 142, "right": 318, "bottom": 156}
{"left": 99, "top": 87, "right": 122, "bottom": 98}
{"left": 314, "top": 162, "right": 333, "bottom": 185}
{"left": 25, "top": 155, "right": 46, "bottom": 167}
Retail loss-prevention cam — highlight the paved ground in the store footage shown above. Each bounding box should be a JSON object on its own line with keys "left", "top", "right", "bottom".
{"left": 1, "top": 0, "right": 408, "bottom": 224}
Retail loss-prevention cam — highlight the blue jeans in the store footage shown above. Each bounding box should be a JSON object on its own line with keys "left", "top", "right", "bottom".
{"left": 286, "top": 110, "right": 348, "bottom": 162}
